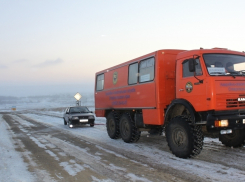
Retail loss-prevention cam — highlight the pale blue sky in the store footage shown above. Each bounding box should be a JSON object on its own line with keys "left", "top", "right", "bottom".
{"left": 1, "top": 0, "right": 245, "bottom": 96}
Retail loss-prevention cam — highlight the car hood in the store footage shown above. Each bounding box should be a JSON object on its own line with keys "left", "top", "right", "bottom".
{"left": 69, "top": 113, "right": 94, "bottom": 117}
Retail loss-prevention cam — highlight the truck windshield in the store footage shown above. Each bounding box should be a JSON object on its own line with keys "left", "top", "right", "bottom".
{"left": 203, "top": 54, "right": 245, "bottom": 76}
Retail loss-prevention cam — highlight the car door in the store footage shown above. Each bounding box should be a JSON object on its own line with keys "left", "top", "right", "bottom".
{"left": 64, "top": 107, "right": 70, "bottom": 122}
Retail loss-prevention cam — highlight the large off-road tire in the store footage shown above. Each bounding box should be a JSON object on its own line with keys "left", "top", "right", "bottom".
{"left": 119, "top": 112, "right": 141, "bottom": 143}
{"left": 219, "top": 129, "right": 245, "bottom": 147}
{"left": 165, "top": 116, "right": 204, "bottom": 158}
{"left": 64, "top": 119, "right": 67, "bottom": 125}
{"left": 106, "top": 112, "right": 120, "bottom": 139}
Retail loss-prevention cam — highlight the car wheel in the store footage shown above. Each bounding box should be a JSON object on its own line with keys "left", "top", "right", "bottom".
{"left": 90, "top": 123, "right": 94, "bottom": 127}
{"left": 64, "top": 119, "right": 67, "bottom": 125}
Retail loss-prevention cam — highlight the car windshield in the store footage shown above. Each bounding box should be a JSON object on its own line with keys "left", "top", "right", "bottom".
{"left": 203, "top": 54, "right": 245, "bottom": 76}
{"left": 70, "top": 107, "right": 89, "bottom": 113}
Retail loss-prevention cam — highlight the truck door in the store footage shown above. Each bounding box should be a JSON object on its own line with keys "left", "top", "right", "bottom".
{"left": 176, "top": 57, "right": 207, "bottom": 111}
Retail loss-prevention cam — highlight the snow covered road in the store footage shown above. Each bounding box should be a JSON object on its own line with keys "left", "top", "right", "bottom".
{"left": 1, "top": 109, "right": 245, "bottom": 182}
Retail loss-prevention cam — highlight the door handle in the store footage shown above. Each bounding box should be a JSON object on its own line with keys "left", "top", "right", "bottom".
{"left": 179, "top": 89, "right": 184, "bottom": 91}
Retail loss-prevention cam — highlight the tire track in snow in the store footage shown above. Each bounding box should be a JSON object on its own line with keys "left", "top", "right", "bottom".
{"left": 4, "top": 113, "right": 184, "bottom": 182}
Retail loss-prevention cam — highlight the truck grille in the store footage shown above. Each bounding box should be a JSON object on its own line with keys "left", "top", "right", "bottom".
{"left": 78, "top": 116, "right": 88, "bottom": 119}
{"left": 226, "top": 99, "right": 245, "bottom": 108}
{"left": 217, "top": 94, "right": 245, "bottom": 109}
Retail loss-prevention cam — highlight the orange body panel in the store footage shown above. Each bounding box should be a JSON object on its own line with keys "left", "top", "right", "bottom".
{"left": 142, "top": 109, "right": 163, "bottom": 125}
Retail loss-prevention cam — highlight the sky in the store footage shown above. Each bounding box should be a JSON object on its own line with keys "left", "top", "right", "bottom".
{"left": 1, "top": 0, "right": 245, "bottom": 97}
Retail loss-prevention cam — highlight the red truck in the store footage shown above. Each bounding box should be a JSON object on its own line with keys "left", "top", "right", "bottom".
{"left": 94, "top": 48, "right": 245, "bottom": 158}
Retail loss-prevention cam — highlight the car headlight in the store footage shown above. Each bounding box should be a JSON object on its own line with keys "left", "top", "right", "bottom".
{"left": 88, "top": 115, "right": 95, "bottom": 119}
{"left": 72, "top": 116, "right": 79, "bottom": 120}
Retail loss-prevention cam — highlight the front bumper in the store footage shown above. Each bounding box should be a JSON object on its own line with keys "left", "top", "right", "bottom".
{"left": 69, "top": 118, "right": 95, "bottom": 126}
{"left": 206, "top": 110, "right": 245, "bottom": 132}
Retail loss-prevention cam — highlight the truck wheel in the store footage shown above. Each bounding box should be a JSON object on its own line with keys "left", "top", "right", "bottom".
{"left": 219, "top": 129, "right": 245, "bottom": 147}
{"left": 106, "top": 112, "right": 120, "bottom": 139}
{"left": 119, "top": 112, "right": 141, "bottom": 143}
{"left": 64, "top": 119, "right": 67, "bottom": 125}
{"left": 165, "top": 116, "right": 204, "bottom": 158}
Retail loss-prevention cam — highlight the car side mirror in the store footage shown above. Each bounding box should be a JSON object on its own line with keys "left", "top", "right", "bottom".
{"left": 66, "top": 111, "right": 69, "bottom": 114}
{"left": 90, "top": 111, "right": 93, "bottom": 113}
{"left": 189, "top": 58, "right": 196, "bottom": 72}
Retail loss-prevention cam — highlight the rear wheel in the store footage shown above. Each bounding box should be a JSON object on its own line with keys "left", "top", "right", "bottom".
{"left": 119, "top": 112, "right": 141, "bottom": 143}
{"left": 106, "top": 112, "right": 120, "bottom": 139}
{"left": 219, "top": 129, "right": 245, "bottom": 147}
{"left": 165, "top": 116, "right": 203, "bottom": 158}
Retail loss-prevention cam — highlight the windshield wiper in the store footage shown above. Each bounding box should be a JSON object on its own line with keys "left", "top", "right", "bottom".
{"left": 226, "top": 72, "right": 238, "bottom": 78}
{"left": 238, "top": 70, "right": 245, "bottom": 76}
{"left": 229, "top": 71, "right": 239, "bottom": 74}
{"left": 210, "top": 72, "right": 225, "bottom": 75}
{"left": 225, "top": 71, "right": 245, "bottom": 78}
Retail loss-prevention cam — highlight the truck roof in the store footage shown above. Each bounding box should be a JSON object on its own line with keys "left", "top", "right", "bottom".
{"left": 177, "top": 48, "right": 245, "bottom": 59}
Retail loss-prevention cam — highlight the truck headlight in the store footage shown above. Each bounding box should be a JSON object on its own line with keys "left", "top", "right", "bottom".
{"left": 88, "top": 115, "right": 95, "bottom": 119}
{"left": 72, "top": 116, "right": 79, "bottom": 120}
{"left": 215, "top": 120, "right": 229, "bottom": 127}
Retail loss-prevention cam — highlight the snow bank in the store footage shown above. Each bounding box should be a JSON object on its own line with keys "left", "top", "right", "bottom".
{"left": 0, "top": 115, "right": 35, "bottom": 182}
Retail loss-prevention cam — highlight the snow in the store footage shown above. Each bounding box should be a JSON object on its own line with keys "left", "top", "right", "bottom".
{"left": 0, "top": 115, "right": 35, "bottom": 182}
{"left": 59, "top": 162, "right": 85, "bottom": 176}
{"left": 126, "top": 173, "right": 152, "bottom": 182}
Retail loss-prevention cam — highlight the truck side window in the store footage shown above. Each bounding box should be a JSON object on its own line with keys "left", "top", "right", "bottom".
{"left": 96, "top": 73, "right": 104, "bottom": 91}
{"left": 183, "top": 59, "right": 202, "bottom": 77}
{"left": 139, "top": 57, "right": 155, "bottom": 83}
{"left": 128, "top": 63, "right": 138, "bottom": 85}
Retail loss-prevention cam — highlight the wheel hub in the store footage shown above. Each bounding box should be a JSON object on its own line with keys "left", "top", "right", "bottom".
{"left": 109, "top": 119, "right": 115, "bottom": 132}
{"left": 121, "top": 120, "right": 129, "bottom": 137}
{"left": 173, "top": 129, "right": 186, "bottom": 146}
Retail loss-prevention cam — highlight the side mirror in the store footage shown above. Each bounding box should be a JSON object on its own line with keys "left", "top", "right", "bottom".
{"left": 188, "top": 58, "right": 196, "bottom": 72}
